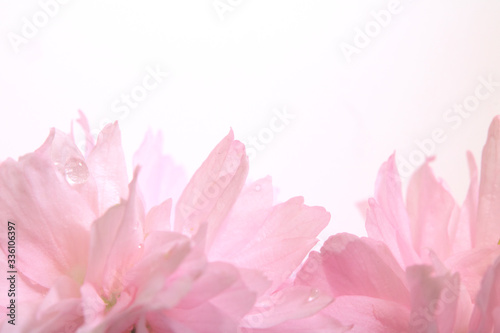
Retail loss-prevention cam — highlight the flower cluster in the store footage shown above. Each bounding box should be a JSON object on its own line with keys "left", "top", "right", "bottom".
{"left": 0, "top": 113, "right": 345, "bottom": 333}
{"left": 2, "top": 113, "right": 500, "bottom": 332}
{"left": 296, "top": 116, "right": 500, "bottom": 332}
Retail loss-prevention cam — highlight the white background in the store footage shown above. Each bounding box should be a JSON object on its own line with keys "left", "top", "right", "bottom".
{"left": 1, "top": 0, "right": 500, "bottom": 240}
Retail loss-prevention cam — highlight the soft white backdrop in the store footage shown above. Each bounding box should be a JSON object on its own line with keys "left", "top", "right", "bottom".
{"left": 1, "top": 0, "right": 500, "bottom": 241}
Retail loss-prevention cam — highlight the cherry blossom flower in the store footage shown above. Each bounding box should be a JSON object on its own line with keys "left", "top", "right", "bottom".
{"left": 297, "top": 116, "right": 500, "bottom": 332}
{"left": 0, "top": 113, "right": 344, "bottom": 332}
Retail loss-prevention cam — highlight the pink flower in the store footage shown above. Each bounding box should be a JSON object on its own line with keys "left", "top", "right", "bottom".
{"left": 0, "top": 112, "right": 343, "bottom": 332}
{"left": 297, "top": 116, "right": 500, "bottom": 332}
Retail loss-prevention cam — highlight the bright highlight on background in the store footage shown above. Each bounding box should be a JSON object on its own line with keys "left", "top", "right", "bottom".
{"left": 1, "top": 0, "right": 500, "bottom": 242}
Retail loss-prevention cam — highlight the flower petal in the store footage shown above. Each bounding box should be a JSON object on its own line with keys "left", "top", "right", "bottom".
{"left": 365, "top": 154, "right": 418, "bottom": 267}
{"left": 174, "top": 130, "right": 249, "bottom": 245}
{"left": 314, "top": 233, "right": 410, "bottom": 305}
{"left": 469, "top": 256, "right": 500, "bottom": 332}
{"left": 476, "top": 115, "right": 500, "bottom": 247}
{"left": 0, "top": 131, "right": 95, "bottom": 287}
{"left": 406, "top": 265, "right": 461, "bottom": 333}
{"left": 133, "top": 130, "right": 187, "bottom": 212}
{"left": 86, "top": 122, "right": 129, "bottom": 215}
{"left": 322, "top": 295, "right": 409, "bottom": 333}
{"left": 212, "top": 195, "right": 329, "bottom": 290}
{"left": 85, "top": 169, "right": 144, "bottom": 298}
{"left": 406, "top": 158, "right": 457, "bottom": 260}
{"left": 145, "top": 199, "right": 172, "bottom": 234}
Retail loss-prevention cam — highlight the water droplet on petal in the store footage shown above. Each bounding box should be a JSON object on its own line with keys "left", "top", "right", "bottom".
{"left": 308, "top": 288, "right": 319, "bottom": 301}
{"left": 64, "top": 158, "right": 89, "bottom": 185}
{"left": 138, "top": 244, "right": 143, "bottom": 249}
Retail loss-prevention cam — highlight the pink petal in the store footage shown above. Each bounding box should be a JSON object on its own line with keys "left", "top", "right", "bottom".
{"left": 449, "top": 151, "right": 478, "bottom": 253}
{"left": 148, "top": 262, "right": 257, "bottom": 333}
{"left": 406, "top": 265, "right": 461, "bottom": 333}
{"left": 242, "top": 285, "right": 333, "bottom": 328}
{"left": 85, "top": 169, "right": 144, "bottom": 298}
{"left": 365, "top": 154, "right": 418, "bottom": 267}
{"left": 241, "top": 312, "right": 350, "bottom": 333}
{"left": 406, "top": 157, "right": 457, "bottom": 260}
{"left": 174, "top": 130, "right": 249, "bottom": 246}
{"left": 86, "top": 122, "right": 129, "bottom": 215}
{"left": 0, "top": 131, "right": 95, "bottom": 288}
{"left": 145, "top": 199, "right": 172, "bottom": 234}
{"left": 445, "top": 246, "right": 500, "bottom": 301}
{"left": 475, "top": 115, "right": 500, "bottom": 247}
{"left": 322, "top": 295, "right": 409, "bottom": 333}
{"left": 133, "top": 130, "right": 187, "bottom": 212}
{"left": 211, "top": 194, "right": 329, "bottom": 290}
{"left": 124, "top": 231, "right": 192, "bottom": 309}
{"left": 208, "top": 177, "right": 274, "bottom": 259}
{"left": 316, "top": 233, "right": 410, "bottom": 305}
{"left": 75, "top": 110, "right": 96, "bottom": 158}
{"left": 469, "top": 256, "right": 500, "bottom": 332}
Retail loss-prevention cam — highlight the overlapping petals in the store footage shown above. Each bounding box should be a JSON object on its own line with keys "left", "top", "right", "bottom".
{"left": 297, "top": 116, "right": 500, "bottom": 332}
{"left": 0, "top": 114, "right": 340, "bottom": 332}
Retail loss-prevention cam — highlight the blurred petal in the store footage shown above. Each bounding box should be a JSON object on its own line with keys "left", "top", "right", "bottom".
{"left": 476, "top": 115, "right": 500, "bottom": 247}
{"left": 212, "top": 190, "right": 329, "bottom": 290}
{"left": 0, "top": 130, "right": 95, "bottom": 287}
{"left": 145, "top": 199, "right": 172, "bottom": 233}
{"left": 316, "top": 233, "right": 410, "bottom": 304}
{"left": 449, "top": 151, "right": 478, "bottom": 253}
{"left": 174, "top": 130, "right": 249, "bottom": 246}
{"left": 75, "top": 110, "right": 96, "bottom": 157}
{"left": 406, "top": 265, "right": 460, "bottom": 333}
{"left": 406, "top": 158, "right": 457, "bottom": 260}
{"left": 323, "top": 296, "right": 409, "bottom": 333}
{"left": 469, "top": 256, "right": 500, "bottom": 332}
{"left": 87, "top": 122, "right": 129, "bottom": 215}
{"left": 133, "top": 130, "right": 187, "bottom": 212}
{"left": 85, "top": 169, "right": 144, "bottom": 298}
{"left": 365, "top": 154, "right": 418, "bottom": 267}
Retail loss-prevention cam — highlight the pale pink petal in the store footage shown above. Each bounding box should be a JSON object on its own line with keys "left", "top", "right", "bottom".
{"left": 75, "top": 110, "right": 96, "bottom": 158}
{"left": 85, "top": 169, "right": 144, "bottom": 298}
{"left": 322, "top": 295, "right": 409, "bottom": 333}
{"left": 445, "top": 246, "right": 500, "bottom": 300}
{"left": 295, "top": 251, "right": 332, "bottom": 297}
{"left": 476, "top": 115, "right": 500, "bottom": 247}
{"left": 9, "top": 276, "right": 84, "bottom": 333}
{"left": 208, "top": 176, "right": 274, "bottom": 259}
{"left": 133, "top": 130, "right": 187, "bottom": 212}
{"left": 174, "top": 130, "right": 249, "bottom": 246}
{"left": 365, "top": 154, "right": 418, "bottom": 267}
{"left": 406, "top": 157, "right": 457, "bottom": 260}
{"left": 86, "top": 122, "right": 129, "bottom": 215}
{"left": 148, "top": 262, "right": 257, "bottom": 333}
{"left": 406, "top": 265, "right": 460, "bottom": 333}
{"left": 48, "top": 128, "right": 100, "bottom": 216}
{"left": 469, "top": 256, "right": 500, "bottom": 332}
{"left": 212, "top": 195, "right": 329, "bottom": 290}
{"left": 449, "top": 151, "right": 478, "bottom": 253}
{"left": 0, "top": 131, "right": 95, "bottom": 288}
{"left": 316, "top": 233, "right": 410, "bottom": 304}
{"left": 125, "top": 231, "right": 192, "bottom": 309}
{"left": 242, "top": 285, "right": 333, "bottom": 328}
{"left": 241, "top": 312, "right": 350, "bottom": 333}
{"left": 145, "top": 199, "right": 172, "bottom": 234}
